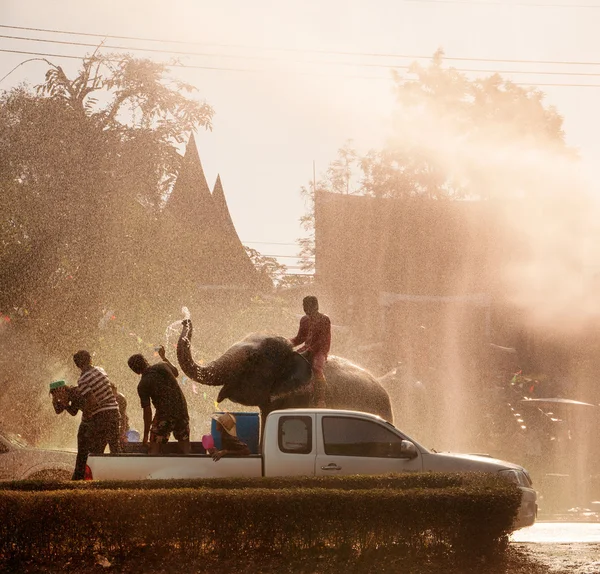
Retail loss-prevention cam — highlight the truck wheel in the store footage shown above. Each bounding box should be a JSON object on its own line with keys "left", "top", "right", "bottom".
{"left": 27, "top": 469, "right": 71, "bottom": 481}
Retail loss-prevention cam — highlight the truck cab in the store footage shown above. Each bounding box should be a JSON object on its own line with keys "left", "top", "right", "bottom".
{"left": 265, "top": 410, "right": 421, "bottom": 476}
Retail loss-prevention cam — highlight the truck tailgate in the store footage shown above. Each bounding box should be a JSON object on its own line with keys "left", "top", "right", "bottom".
{"left": 88, "top": 454, "right": 263, "bottom": 480}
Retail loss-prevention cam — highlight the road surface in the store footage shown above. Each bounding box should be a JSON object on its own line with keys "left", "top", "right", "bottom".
{"left": 513, "top": 522, "right": 600, "bottom": 543}
{"left": 512, "top": 522, "right": 600, "bottom": 573}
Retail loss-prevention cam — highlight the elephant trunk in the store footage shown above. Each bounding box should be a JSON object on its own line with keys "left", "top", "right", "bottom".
{"left": 177, "top": 319, "right": 223, "bottom": 386}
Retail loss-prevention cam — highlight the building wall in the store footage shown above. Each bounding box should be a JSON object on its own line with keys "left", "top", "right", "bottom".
{"left": 314, "top": 192, "right": 513, "bottom": 371}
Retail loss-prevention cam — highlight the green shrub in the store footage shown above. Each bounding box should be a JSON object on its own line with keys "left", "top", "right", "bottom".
{"left": 0, "top": 473, "right": 520, "bottom": 567}
{"left": 0, "top": 471, "right": 487, "bottom": 492}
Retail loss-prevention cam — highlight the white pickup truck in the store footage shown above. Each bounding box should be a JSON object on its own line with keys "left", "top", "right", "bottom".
{"left": 87, "top": 408, "right": 537, "bottom": 528}
{"left": 0, "top": 428, "right": 76, "bottom": 481}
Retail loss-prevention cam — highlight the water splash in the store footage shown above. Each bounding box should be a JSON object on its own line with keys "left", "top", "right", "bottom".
{"left": 164, "top": 306, "right": 192, "bottom": 351}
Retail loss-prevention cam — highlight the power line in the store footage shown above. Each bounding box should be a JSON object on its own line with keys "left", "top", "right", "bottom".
{"left": 280, "top": 273, "right": 314, "bottom": 277}
{"left": 5, "top": 33, "right": 600, "bottom": 77}
{"left": 2, "top": 23, "right": 600, "bottom": 67}
{"left": 244, "top": 241, "right": 300, "bottom": 246}
{"left": 3, "top": 47, "right": 600, "bottom": 88}
{"left": 400, "top": 0, "right": 600, "bottom": 6}
{"left": 0, "top": 33, "right": 269, "bottom": 63}
{"left": 261, "top": 254, "right": 310, "bottom": 259}
{"left": 0, "top": 48, "right": 254, "bottom": 73}
{"left": 247, "top": 253, "right": 311, "bottom": 260}
{"left": 0, "top": 47, "right": 80, "bottom": 61}
{"left": 0, "top": 23, "right": 244, "bottom": 47}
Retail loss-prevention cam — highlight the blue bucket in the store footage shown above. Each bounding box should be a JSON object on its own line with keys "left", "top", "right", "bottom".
{"left": 211, "top": 412, "right": 260, "bottom": 454}
{"left": 126, "top": 429, "right": 140, "bottom": 443}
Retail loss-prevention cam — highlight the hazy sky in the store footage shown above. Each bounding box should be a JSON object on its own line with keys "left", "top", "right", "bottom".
{"left": 1, "top": 0, "right": 598, "bottom": 265}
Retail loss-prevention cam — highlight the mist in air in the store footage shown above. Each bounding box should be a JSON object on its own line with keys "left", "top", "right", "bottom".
{"left": 0, "top": 33, "right": 598, "bottom": 518}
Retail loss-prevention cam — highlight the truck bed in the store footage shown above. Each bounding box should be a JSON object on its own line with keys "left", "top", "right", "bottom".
{"left": 89, "top": 453, "right": 262, "bottom": 481}
{"left": 88, "top": 442, "right": 262, "bottom": 480}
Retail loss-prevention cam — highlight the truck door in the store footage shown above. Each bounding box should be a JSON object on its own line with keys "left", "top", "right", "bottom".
{"left": 315, "top": 415, "right": 422, "bottom": 476}
{"left": 263, "top": 414, "right": 317, "bottom": 477}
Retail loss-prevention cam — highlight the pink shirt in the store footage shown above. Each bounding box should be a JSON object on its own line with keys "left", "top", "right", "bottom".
{"left": 291, "top": 312, "right": 331, "bottom": 356}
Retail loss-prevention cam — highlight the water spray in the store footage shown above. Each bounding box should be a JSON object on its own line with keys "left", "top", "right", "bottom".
{"left": 164, "top": 306, "right": 193, "bottom": 349}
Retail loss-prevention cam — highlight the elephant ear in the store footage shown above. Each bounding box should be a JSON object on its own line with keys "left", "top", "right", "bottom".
{"left": 272, "top": 352, "right": 312, "bottom": 396}
{"left": 290, "top": 352, "right": 312, "bottom": 386}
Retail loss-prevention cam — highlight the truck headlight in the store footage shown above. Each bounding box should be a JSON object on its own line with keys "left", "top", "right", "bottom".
{"left": 498, "top": 469, "right": 520, "bottom": 485}
{"left": 499, "top": 469, "right": 531, "bottom": 487}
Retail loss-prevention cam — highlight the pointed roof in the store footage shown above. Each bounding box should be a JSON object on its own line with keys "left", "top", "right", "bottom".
{"left": 212, "top": 174, "right": 243, "bottom": 245}
{"left": 161, "top": 137, "right": 271, "bottom": 291}
{"left": 165, "top": 134, "right": 214, "bottom": 224}
{"left": 212, "top": 174, "right": 273, "bottom": 291}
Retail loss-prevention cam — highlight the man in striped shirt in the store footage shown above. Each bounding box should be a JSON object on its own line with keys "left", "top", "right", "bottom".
{"left": 72, "top": 350, "right": 121, "bottom": 479}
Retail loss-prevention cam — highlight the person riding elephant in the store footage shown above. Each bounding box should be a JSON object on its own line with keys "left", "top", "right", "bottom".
{"left": 290, "top": 295, "right": 331, "bottom": 408}
{"left": 176, "top": 319, "right": 393, "bottom": 424}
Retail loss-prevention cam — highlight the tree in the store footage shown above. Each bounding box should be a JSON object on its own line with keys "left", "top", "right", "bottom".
{"left": 0, "top": 53, "right": 214, "bottom": 351}
{"left": 298, "top": 51, "right": 574, "bottom": 268}
{"left": 244, "top": 246, "right": 285, "bottom": 288}
{"left": 277, "top": 272, "right": 314, "bottom": 291}
{"left": 0, "top": 53, "right": 215, "bottom": 441}
{"left": 367, "top": 49, "right": 570, "bottom": 200}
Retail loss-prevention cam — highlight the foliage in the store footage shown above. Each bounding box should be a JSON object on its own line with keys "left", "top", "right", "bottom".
{"left": 244, "top": 246, "right": 286, "bottom": 287}
{"left": 0, "top": 53, "right": 218, "bottom": 439}
{"left": 0, "top": 471, "right": 499, "bottom": 491}
{"left": 241, "top": 246, "right": 312, "bottom": 297}
{"left": 0, "top": 473, "right": 520, "bottom": 566}
{"left": 277, "top": 272, "right": 314, "bottom": 290}
{"left": 0, "top": 54, "right": 214, "bottom": 347}
{"left": 244, "top": 246, "right": 313, "bottom": 290}
{"left": 298, "top": 51, "right": 572, "bottom": 268}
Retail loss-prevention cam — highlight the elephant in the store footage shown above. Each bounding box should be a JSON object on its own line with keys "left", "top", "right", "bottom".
{"left": 177, "top": 319, "right": 393, "bottom": 424}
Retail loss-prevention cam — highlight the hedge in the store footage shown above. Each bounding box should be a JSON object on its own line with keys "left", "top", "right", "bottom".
{"left": 0, "top": 474, "right": 520, "bottom": 566}
{"left": 0, "top": 471, "right": 492, "bottom": 492}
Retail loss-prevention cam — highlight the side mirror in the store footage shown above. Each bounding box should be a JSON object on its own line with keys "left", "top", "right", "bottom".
{"left": 399, "top": 440, "right": 418, "bottom": 460}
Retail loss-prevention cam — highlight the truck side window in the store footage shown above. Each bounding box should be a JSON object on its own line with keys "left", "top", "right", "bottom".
{"left": 322, "top": 417, "right": 403, "bottom": 458}
{"left": 278, "top": 416, "right": 312, "bottom": 454}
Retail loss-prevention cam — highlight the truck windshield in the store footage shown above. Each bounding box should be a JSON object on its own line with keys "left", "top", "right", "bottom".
{"left": 383, "top": 420, "right": 432, "bottom": 453}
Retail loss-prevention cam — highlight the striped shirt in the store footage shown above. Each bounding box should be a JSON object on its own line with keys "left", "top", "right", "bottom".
{"left": 77, "top": 366, "right": 119, "bottom": 418}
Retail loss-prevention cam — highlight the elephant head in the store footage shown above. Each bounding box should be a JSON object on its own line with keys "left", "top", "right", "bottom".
{"left": 177, "top": 319, "right": 312, "bottom": 411}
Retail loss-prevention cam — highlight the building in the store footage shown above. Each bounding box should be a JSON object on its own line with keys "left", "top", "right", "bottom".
{"left": 314, "top": 191, "right": 514, "bottom": 373}
{"left": 162, "top": 134, "right": 271, "bottom": 296}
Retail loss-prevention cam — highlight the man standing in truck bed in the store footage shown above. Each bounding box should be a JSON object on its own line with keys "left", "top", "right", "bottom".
{"left": 290, "top": 295, "right": 331, "bottom": 408}
{"left": 69, "top": 350, "right": 121, "bottom": 479}
{"left": 127, "top": 345, "right": 190, "bottom": 454}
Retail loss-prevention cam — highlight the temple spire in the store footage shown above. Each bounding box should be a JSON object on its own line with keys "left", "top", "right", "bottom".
{"left": 166, "top": 133, "right": 213, "bottom": 221}
{"left": 212, "top": 174, "right": 272, "bottom": 290}
{"left": 212, "top": 174, "right": 239, "bottom": 239}
{"left": 162, "top": 139, "right": 271, "bottom": 291}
